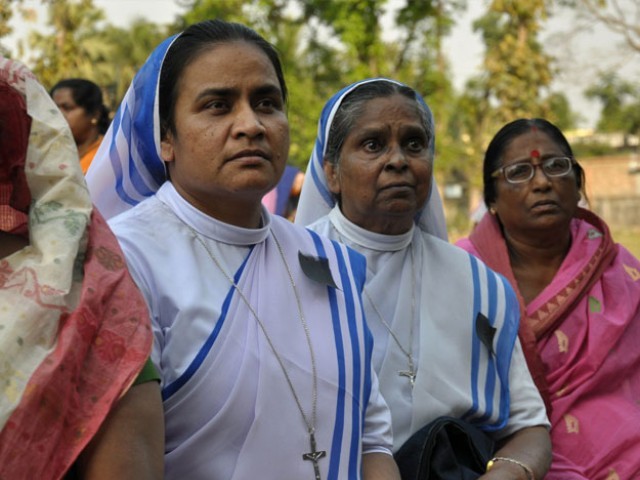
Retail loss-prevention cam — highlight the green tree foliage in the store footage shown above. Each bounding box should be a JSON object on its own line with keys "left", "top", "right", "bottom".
{"left": 544, "top": 92, "right": 578, "bottom": 131}
{"left": 101, "top": 19, "right": 172, "bottom": 105}
{"left": 474, "top": 0, "right": 553, "bottom": 123}
{"left": 26, "top": 0, "right": 109, "bottom": 87}
{"left": 18, "top": 0, "right": 171, "bottom": 111}
{"left": 586, "top": 72, "right": 640, "bottom": 141}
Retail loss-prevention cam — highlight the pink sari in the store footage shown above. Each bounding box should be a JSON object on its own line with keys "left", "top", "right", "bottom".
{"left": 458, "top": 209, "right": 640, "bottom": 479}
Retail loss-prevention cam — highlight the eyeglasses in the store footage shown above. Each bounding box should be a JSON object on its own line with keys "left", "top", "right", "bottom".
{"left": 491, "top": 156, "right": 575, "bottom": 184}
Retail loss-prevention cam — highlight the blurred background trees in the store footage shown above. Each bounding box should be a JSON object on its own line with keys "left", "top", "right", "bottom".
{"left": 1, "top": 0, "right": 638, "bottom": 234}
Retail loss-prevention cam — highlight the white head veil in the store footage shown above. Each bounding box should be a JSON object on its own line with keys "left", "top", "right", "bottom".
{"left": 295, "top": 78, "right": 447, "bottom": 240}
{"left": 86, "top": 35, "right": 179, "bottom": 219}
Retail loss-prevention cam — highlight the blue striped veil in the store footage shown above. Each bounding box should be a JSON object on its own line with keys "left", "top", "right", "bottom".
{"left": 294, "top": 78, "right": 448, "bottom": 240}
{"left": 86, "top": 34, "right": 180, "bottom": 219}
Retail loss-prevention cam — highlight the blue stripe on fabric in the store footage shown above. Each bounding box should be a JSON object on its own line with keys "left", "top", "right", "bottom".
{"left": 161, "top": 247, "right": 253, "bottom": 401}
{"left": 347, "top": 245, "right": 371, "bottom": 426}
{"left": 131, "top": 77, "right": 164, "bottom": 192}
{"left": 308, "top": 230, "right": 345, "bottom": 480}
{"left": 109, "top": 105, "right": 139, "bottom": 206}
{"left": 310, "top": 153, "right": 334, "bottom": 205}
{"left": 462, "top": 254, "right": 482, "bottom": 421}
{"left": 331, "top": 241, "right": 362, "bottom": 480}
{"left": 107, "top": 34, "right": 176, "bottom": 207}
{"left": 490, "top": 273, "right": 520, "bottom": 431}
{"left": 476, "top": 266, "right": 498, "bottom": 423}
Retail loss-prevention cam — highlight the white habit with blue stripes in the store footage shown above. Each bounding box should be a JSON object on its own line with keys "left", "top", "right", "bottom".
{"left": 109, "top": 182, "right": 393, "bottom": 479}
{"left": 309, "top": 207, "right": 549, "bottom": 451}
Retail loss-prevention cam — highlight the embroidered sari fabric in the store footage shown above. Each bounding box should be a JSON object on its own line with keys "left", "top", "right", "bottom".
{"left": 458, "top": 209, "right": 640, "bottom": 478}
{"left": 0, "top": 57, "right": 152, "bottom": 479}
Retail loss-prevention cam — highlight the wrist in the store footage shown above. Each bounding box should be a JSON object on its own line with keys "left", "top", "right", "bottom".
{"left": 486, "top": 457, "right": 535, "bottom": 480}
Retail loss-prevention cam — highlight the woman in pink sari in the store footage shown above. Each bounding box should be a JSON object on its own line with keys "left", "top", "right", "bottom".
{"left": 457, "top": 118, "right": 640, "bottom": 479}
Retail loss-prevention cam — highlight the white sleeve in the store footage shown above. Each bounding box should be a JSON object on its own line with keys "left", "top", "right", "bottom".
{"left": 495, "top": 338, "right": 550, "bottom": 439}
{"left": 362, "top": 364, "right": 394, "bottom": 456}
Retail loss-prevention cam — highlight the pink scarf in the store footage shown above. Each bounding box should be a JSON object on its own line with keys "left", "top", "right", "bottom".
{"left": 459, "top": 209, "right": 640, "bottom": 478}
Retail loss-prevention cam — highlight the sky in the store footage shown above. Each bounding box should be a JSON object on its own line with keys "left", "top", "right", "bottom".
{"left": 5, "top": 0, "right": 639, "bottom": 129}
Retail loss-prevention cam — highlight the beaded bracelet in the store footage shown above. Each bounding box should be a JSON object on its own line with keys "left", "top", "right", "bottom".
{"left": 486, "top": 456, "right": 535, "bottom": 480}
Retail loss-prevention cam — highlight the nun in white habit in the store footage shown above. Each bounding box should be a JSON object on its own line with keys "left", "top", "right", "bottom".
{"left": 86, "top": 21, "right": 400, "bottom": 480}
{"left": 296, "top": 78, "right": 551, "bottom": 480}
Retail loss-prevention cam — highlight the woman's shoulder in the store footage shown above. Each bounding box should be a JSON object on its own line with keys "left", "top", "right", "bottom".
{"left": 108, "top": 195, "right": 165, "bottom": 232}
{"left": 272, "top": 215, "right": 366, "bottom": 282}
{"left": 421, "top": 231, "right": 516, "bottom": 296}
{"left": 273, "top": 214, "right": 363, "bottom": 260}
{"left": 422, "top": 230, "right": 479, "bottom": 262}
{"left": 304, "top": 214, "right": 334, "bottom": 238}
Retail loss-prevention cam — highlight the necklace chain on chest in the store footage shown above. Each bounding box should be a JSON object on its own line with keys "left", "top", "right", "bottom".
{"left": 188, "top": 223, "right": 326, "bottom": 480}
{"left": 363, "top": 246, "right": 417, "bottom": 387}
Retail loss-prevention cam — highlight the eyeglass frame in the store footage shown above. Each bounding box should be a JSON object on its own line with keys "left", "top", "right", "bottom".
{"left": 491, "top": 156, "right": 576, "bottom": 185}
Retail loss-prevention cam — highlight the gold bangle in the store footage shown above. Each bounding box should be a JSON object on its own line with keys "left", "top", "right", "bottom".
{"left": 486, "top": 456, "right": 535, "bottom": 480}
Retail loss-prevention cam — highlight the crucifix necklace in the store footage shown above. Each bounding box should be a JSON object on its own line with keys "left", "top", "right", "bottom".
{"left": 189, "top": 225, "right": 326, "bottom": 480}
{"left": 363, "top": 247, "right": 417, "bottom": 387}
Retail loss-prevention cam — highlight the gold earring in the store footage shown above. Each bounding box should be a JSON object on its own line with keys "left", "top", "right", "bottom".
{"left": 489, "top": 207, "right": 497, "bottom": 215}
{"left": 90, "top": 118, "right": 98, "bottom": 125}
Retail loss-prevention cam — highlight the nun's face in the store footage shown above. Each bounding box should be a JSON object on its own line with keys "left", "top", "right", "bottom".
{"left": 161, "top": 40, "right": 289, "bottom": 228}
{"left": 324, "top": 94, "right": 433, "bottom": 235}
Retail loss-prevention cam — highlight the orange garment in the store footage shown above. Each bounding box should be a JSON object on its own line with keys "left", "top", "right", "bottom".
{"left": 79, "top": 135, "right": 103, "bottom": 174}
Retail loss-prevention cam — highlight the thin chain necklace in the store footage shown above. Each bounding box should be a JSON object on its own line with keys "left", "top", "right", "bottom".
{"left": 333, "top": 227, "right": 418, "bottom": 387}
{"left": 363, "top": 247, "right": 417, "bottom": 387}
{"left": 187, "top": 224, "right": 326, "bottom": 480}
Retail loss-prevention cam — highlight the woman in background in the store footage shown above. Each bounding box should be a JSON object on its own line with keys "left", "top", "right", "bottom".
{"left": 51, "top": 78, "right": 109, "bottom": 173}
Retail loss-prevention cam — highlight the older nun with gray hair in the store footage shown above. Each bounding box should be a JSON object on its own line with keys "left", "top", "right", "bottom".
{"left": 296, "top": 78, "right": 551, "bottom": 480}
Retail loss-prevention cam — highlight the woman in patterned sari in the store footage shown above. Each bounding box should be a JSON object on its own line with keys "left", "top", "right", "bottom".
{"left": 0, "top": 56, "right": 163, "bottom": 479}
{"left": 457, "top": 118, "right": 640, "bottom": 479}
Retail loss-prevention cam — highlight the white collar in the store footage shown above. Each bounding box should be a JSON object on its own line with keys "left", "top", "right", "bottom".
{"left": 328, "top": 206, "right": 413, "bottom": 252}
{"left": 157, "top": 182, "right": 271, "bottom": 246}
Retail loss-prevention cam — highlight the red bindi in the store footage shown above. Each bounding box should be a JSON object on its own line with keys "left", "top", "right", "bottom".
{"left": 530, "top": 149, "right": 540, "bottom": 159}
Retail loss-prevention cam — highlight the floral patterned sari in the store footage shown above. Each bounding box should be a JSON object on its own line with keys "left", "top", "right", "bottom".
{"left": 0, "top": 57, "right": 152, "bottom": 479}
{"left": 458, "top": 208, "right": 640, "bottom": 479}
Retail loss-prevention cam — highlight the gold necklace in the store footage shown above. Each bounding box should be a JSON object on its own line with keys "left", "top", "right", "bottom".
{"left": 188, "top": 225, "right": 326, "bottom": 480}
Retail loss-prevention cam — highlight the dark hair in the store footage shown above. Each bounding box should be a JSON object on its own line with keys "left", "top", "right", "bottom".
{"left": 159, "top": 19, "right": 288, "bottom": 138}
{"left": 483, "top": 118, "right": 586, "bottom": 206}
{"left": 50, "top": 78, "right": 110, "bottom": 134}
{"left": 324, "top": 80, "right": 433, "bottom": 166}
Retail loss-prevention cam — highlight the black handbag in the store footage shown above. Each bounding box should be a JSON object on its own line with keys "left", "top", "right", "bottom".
{"left": 394, "top": 416, "right": 495, "bottom": 480}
